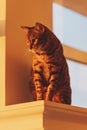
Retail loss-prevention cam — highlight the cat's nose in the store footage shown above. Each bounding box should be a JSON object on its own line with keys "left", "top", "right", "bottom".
{"left": 26, "top": 40, "right": 29, "bottom": 45}
{"left": 26, "top": 40, "right": 30, "bottom": 48}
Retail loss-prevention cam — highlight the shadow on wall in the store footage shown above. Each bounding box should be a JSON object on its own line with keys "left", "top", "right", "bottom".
{"left": 6, "top": 52, "right": 34, "bottom": 105}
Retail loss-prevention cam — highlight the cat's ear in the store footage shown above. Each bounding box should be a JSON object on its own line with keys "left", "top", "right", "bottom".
{"left": 21, "top": 26, "right": 29, "bottom": 34}
{"left": 21, "top": 26, "right": 33, "bottom": 34}
{"left": 35, "top": 23, "right": 45, "bottom": 33}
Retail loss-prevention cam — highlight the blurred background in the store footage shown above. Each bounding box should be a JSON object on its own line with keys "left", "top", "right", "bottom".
{"left": 0, "top": 0, "right": 87, "bottom": 108}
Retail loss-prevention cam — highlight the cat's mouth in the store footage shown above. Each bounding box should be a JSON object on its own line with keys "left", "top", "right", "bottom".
{"left": 26, "top": 40, "right": 33, "bottom": 49}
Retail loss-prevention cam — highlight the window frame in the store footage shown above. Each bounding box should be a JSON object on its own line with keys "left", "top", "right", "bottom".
{"left": 53, "top": 0, "right": 87, "bottom": 65}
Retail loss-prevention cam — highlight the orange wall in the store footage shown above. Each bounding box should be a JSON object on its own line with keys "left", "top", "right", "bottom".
{"left": 6, "top": 0, "right": 52, "bottom": 105}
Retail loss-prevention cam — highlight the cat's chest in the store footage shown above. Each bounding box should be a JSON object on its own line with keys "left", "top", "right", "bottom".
{"left": 33, "top": 54, "right": 50, "bottom": 80}
{"left": 43, "top": 63, "right": 50, "bottom": 81}
{"left": 33, "top": 53, "right": 49, "bottom": 63}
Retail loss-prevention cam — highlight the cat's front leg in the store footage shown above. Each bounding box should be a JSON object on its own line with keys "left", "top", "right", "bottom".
{"left": 45, "top": 74, "right": 58, "bottom": 101}
{"left": 45, "top": 64, "right": 59, "bottom": 101}
{"left": 45, "top": 82, "right": 55, "bottom": 101}
{"left": 33, "top": 63, "right": 44, "bottom": 100}
{"left": 34, "top": 75, "right": 43, "bottom": 100}
{"left": 45, "top": 85, "right": 53, "bottom": 101}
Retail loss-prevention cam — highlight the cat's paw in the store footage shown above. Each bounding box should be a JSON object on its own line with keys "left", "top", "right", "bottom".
{"left": 36, "top": 93, "right": 43, "bottom": 100}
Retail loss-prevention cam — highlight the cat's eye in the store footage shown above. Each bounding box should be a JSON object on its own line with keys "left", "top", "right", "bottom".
{"left": 32, "top": 39, "right": 38, "bottom": 43}
{"left": 32, "top": 39, "right": 35, "bottom": 43}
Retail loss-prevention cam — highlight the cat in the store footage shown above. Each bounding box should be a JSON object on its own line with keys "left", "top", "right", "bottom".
{"left": 21, "top": 22, "right": 71, "bottom": 104}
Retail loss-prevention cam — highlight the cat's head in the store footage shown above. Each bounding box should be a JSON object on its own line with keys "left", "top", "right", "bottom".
{"left": 21, "top": 23, "right": 47, "bottom": 50}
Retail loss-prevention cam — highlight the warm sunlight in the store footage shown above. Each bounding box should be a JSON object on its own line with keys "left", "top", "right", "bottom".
{"left": 53, "top": 2, "right": 87, "bottom": 108}
{"left": 0, "top": 0, "right": 6, "bottom": 106}
{"left": 0, "top": 0, "right": 6, "bottom": 20}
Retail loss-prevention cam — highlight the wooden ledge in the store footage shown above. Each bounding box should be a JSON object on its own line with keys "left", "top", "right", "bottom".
{"left": 0, "top": 101, "right": 87, "bottom": 130}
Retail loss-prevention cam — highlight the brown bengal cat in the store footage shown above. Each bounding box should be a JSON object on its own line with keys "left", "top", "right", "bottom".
{"left": 21, "top": 22, "right": 71, "bottom": 104}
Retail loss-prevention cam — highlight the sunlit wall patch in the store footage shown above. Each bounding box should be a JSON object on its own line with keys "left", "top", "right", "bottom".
{"left": 52, "top": 2, "right": 87, "bottom": 52}
{"left": 52, "top": 2, "right": 87, "bottom": 108}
